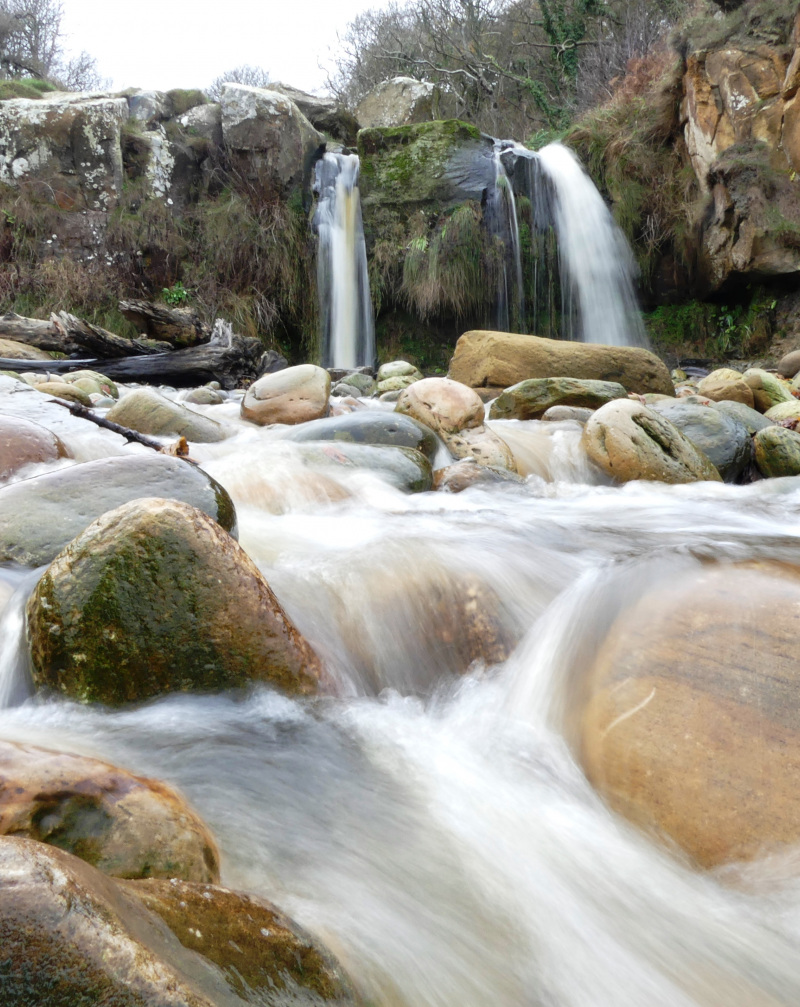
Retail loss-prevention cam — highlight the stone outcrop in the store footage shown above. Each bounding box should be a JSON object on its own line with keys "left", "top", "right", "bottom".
{"left": 356, "top": 77, "right": 453, "bottom": 128}
{"left": 269, "top": 81, "right": 360, "bottom": 145}
{"left": 0, "top": 740, "right": 219, "bottom": 881}
{"left": 448, "top": 331, "right": 675, "bottom": 396}
{"left": 27, "top": 497, "right": 327, "bottom": 704}
{"left": 580, "top": 562, "right": 800, "bottom": 867}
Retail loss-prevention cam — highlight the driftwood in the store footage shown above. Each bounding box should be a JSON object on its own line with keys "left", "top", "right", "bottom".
{"left": 0, "top": 357, "right": 97, "bottom": 373}
{"left": 48, "top": 399, "right": 193, "bottom": 460}
{"left": 119, "top": 299, "right": 211, "bottom": 347}
{"left": 0, "top": 311, "right": 164, "bottom": 358}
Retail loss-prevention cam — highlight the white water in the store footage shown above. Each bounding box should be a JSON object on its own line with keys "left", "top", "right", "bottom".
{"left": 314, "top": 153, "right": 375, "bottom": 369}
{"left": 4, "top": 400, "right": 800, "bottom": 1004}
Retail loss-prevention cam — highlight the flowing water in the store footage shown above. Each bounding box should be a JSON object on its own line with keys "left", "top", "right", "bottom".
{"left": 3, "top": 396, "right": 800, "bottom": 1004}
{"left": 314, "top": 152, "right": 375, "bottom": 369}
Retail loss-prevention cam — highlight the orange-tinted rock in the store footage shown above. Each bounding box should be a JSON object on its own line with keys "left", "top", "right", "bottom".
{"left": 0, "top": 739, "right": 219, "bottom": 881}
{"left": 0, "top": 413, "right": 69, "bottom": 481}
{"left": 580, "top": 563, "right": 800, "bottom": 867}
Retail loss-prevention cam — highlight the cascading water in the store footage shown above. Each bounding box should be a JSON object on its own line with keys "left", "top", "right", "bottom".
{"left": 313, "top": 152, "right": 375, "bottom": 369}
{"left": 486, "top": 140, "right": 646, "bottom": 347}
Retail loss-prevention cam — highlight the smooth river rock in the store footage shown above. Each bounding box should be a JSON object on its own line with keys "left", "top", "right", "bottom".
{"left": 488, "top": 377, "right": 628, "bottom": 421}
{"left": 282, "top": 409, "right": 438, "bottom": 460}
{"left": 0, "top": 413, "right": 69, "bottom": 481}
{"left": 742, "top": 368, "right": 794, "bottom": 412}
{"left": 0, "top": 837, "right": 356, "bottom": 1007}
{"left": 0, "top": 740, "right": 219, "bottom": 882}
{"left": 107, "top": 387, "right": 231, "bottom": 443}
{"left": 296, "top": 441, "right": 433, "bottom": 492}
{"left": 647, "top": 400, "right": 752, "bottom": 482}
{"left": 27, "top": 497, "right": 326, "bottom": 704}
{"left": 579, "top": 563, "right": 800, "bottom": 867}
{"left": 448, "top": 331, "right": 674, "bottom": 396}
{"left": 0, "top": 453, "right": 237, "bottom": 566}
{"left": 696, "top": 368, "right": 755, "bottom": 408}
{"left": 582, "top": 399, "right": 722, "bottom": 484}
{"left": 754, "top": 425, "right": 800, "bottom": 477}
{"left": 395, "top": 376, "right": 484, "bottom": 434}
{"left": 241, "top": 363, "right": 330, "bottom": 425}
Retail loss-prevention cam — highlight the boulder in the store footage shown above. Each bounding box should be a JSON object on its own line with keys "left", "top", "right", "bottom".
{"left": 377, "top": 360, "right": 423, "bottom": 382}
{"left": 183, "top": 386, "right": 225, "bottom": 405}
{"left": 433, "top": 458, "right": 524, "bottom": 492}
{"left": 777, "top": 348, "right": 800, "bottom": 378}
{"left": 580, "top": 563, "right": 800, "bottom": 866}
{"left": 396, "top": 376, "right": 484, "bottom": 434}
{"left": 582, "top": 399, "right": 722, "bottom": 484}
{"left": 106, "top": 387, "right": 232, "bottom": 443}
{"left": 449, "top": 331, "right": 674, "bottom": 397}
{"left": 34, "top": 379, "right": 92, "bottom": 405}
{"left": 269, "top": 81, "right": 359, "bottom": 145}
{"left": 241, "top": 363, "right": 330, "bottom": 426}
{"left": 282, "top": 410, "right": 438, "bottom": 460}
{"left": 765, "top": 400, "right": 800, "bottom": 421}
{"left": 541, "top": 405, "right": 595, "bottom": 423}
{"left": 295, "top": 441, "right": 433, "bottom": 492}
{"left": 444, "top": 424, "right": 518, "bottom": 472}
{"left": 0, "top": 453, "right": 236, "bottom": 567}
{"left": 488, "top": 377, "right": 628, "bottom": 420}
{"left": 0, "top": 740, "right": 219, "bottom": 882}
{"left": 754, "top": 425, "right": 800, "bottom": 477}
{"left": 120, "top": 878, "right": 357, "bottom": 1004}
{"left": 0, "top": 337, "right": 51, "bottom": 359}
{"left": 356, "top": 77, "right": 446, "bottom": 128}
{"left": 27, "top": 497, "right": 326, "bottom": 704}
{"left": 0, "top": 837, "right": 356, "bottom": 1007}
{"left": 219, "top": 84, "right": 325, "bottom": 195}
{"left": 696, "top": 368, "right": 755, "bottom": 407}
{"left": 0, "top": 413, "right": 69, "bottom": 481}
{"left": 742, "top": 368, "right": 794, "bottom": 412}
{"left": 647, "top": 400, "right": 753, "bottom": 482}
{"left": 710, "top": 398, "right": 775, "bottom": 434}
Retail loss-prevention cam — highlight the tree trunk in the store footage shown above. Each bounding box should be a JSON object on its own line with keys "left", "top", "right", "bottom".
{"left": 0, "top": 311, "right": 164, "bottom": 357}
{"left": 119, "top": 300, "right": 211, "bottom": 347}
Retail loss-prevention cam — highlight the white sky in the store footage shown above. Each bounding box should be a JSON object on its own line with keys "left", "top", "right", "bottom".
{"left": 59, "top": 0, "right": 387, "bottom": 96}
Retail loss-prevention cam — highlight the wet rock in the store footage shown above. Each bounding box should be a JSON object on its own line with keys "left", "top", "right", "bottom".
{"left": 696, "top": 368, "right": 755, "bottom": 408}
{"left": 296, "top": 441, "right": 433, "bottom": 492}
{"left": 580, "top": 563, "right": 800, "bottom": 867}
{"left": 396, "top": 376, "right": 484, "bottom": 434}
{"left": 283, "top": 410, "right": 438, "bottom": 460}
{"left": 0, "top": 337, "right": 51, "bottom": 359}
{"left": 647, "top": 400, "right": 752, "bottom": 482}
{"left": 107, "top": 387, "right": 232, "bottom": 442}
{"left": 754, "top": 425, "right": 800, "bottom": 477}
{"left": 742, "top": 368, "right": 794, "bottom": 412}
{"left": 183, "top": 386, "right": 225, "bottom": 405}
{"left": 777, "top": 348, "right": 800, "bottom": 378}
{"left": 541, "top": 405, "right": 595, "bottom": 423}
{"left": 489, "top": 377, "right": 628, "bottom": 420}
{"left": 27, "top": 497, "right": 326, "bottom": 704}
{"left": 34, "top": 379, "right": 92, "bottom": 405}
{"left": 241, "top": 363, "right": 330, "bottom": 426}
{"left": 0, "top": 413, "right": 69, "bottom": 481}
{"left": 582, "top": 399, "right": 722, "bottom": 484}
{"left": 332, "top": 381, "right": 363, "bottom": 398}
{"left": 0, "top": 837, "right": 357, "bottom": 1006}
{"left": 121, "top": 878, "right": 357, "bottom": 1004}
{"left": 710, "top": 398, "right": 775, "bottom": 435}
{"left": 338, "top": 371, "right": 376, "bottom": 396}
{"left": 433, "top": 458, "right": 524, "bottom": 492}
{"left": 0, "top": 453, "right": 237, "bottom": 567}
{"left": 377, "top": 360, "right": 423, "bottom": 382}
{"left": 764, "top": 399, "right": 800, "bottom": 422}
{"left": 449, "top": 331, "right": 674, "bottom": 397}
{"left": 444, "top": 424, "right": 518, "bottom": 472}
{"left": 0, "top": 739, "right": 219, "bottom": 881}
{"left": 63, "top": 369, "right": 119, "bottom": 398}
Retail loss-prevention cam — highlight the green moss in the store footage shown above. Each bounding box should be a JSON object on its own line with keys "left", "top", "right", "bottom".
{"left": 166, "top": 88, "right": 207, "bottom": 116}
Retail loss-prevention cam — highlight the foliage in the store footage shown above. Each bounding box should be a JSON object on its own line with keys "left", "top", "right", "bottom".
{"left": 205, "top": 65, "right": 271, "bottom": 101}
{"left": 161, "top": 281, "right": 190, "bottom": 305}
{"left": 646, "top": 289, "right": 777, "bottom": 360}
{"left": 0, "top": 0, "right": 105, "bottom": 89}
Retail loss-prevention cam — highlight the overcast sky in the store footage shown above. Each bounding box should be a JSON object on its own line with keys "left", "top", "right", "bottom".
{"left": 59, "top": 0, "right": 387, "bottom": 95}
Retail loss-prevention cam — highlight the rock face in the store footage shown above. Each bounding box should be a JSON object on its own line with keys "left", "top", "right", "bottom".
{"left": 220, "top": 83, "right": 325, "bottom": 194}
{"left": 106, "top": 387, "right": 231, "bottom": 443}
{"left": 582, "top": 399, "right": 723, "bottom": 484}
{"left": 0, "top": 453, "right": 237, "bottom": 566}
{"left": 241, "top": 363, "right": 331, "bottom": 426}
{"left": 27, "top": 497, "right": 325, "bottom": 704}
{"left": 0, "top": 740, "right": 219, "bottom": 882}
{"left": 0, "top": 836, "right": 356, "bottom": 1007}
{"left": 356, "top": 77, "right": 451, "bottom": 128}
{"left": 579, "top": 563, "right": 800, "bottom": 867}
{"left": 269, "top": 81, "right": 359, "bottom": 145}
{"left": 488, "top": 377, "right": 628, "bottom": 420}
{"left": 0, "top": 413, "right": 68, "bottom": 481}
{"left": 449, "top": 331, "right": 674, "bottom": 396}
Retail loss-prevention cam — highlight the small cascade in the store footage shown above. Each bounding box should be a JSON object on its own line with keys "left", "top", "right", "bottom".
{"left": 313, "top": 152, "right": 375, "bottom": 369}
{"left": 484, "top": 143, "right": 526, "bottom": 331}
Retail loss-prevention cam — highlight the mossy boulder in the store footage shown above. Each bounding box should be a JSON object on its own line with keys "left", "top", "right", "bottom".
{"left": 742, "top": 368, "right": 794, "bottom": 412}
{"left": 488, "top": 377, "right": 628, "bottom": 420}
{"left": 754, "top": 425, "right": 800, "bottom": 477}
{"left": 0, "top": 453, "right": 236, "bottom": 567}
{"left": 27, "top": 497, "right": 326, "bottom": 705}
{"left": 106, "top": 387, "right": 232, "bottom": 443}
{"left": 0, "top": 740, "right": 219, "bottom": 882}
{"left": 282, "top": 410, "right": 438, "bottom": 460}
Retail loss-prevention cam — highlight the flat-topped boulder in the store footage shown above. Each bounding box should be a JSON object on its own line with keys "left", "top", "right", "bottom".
{"left": 448, "top": 331, "right": 674, "bottom": 396}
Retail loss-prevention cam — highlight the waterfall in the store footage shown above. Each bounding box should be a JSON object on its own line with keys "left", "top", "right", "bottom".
{"left": 313, "top": 152, "right": 375, "bottom": 370}
{"left": 486, "top": 141, "right": 646, "bottom": 347}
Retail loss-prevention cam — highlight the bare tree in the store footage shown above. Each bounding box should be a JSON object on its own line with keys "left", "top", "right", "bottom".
{"left": 205, "top": 64, "right": 272, "bottom": 101}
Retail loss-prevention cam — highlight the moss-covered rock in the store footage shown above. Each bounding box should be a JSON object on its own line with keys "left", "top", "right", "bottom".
{"left": 106, "top": 387, "right": 232, "bottom": 443}
{"left": 754, "top": 425, "right": 800, "bottom": 477}
{"left": 27, "top": 497, "right": 326, "bottom": 704}
{"left": 488, "top": 377, "right": 628, "bottom": 420}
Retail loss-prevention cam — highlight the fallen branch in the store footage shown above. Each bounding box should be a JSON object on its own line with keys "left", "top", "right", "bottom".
{"left": 48, "top": 398, "right": 193, "bottom": 461}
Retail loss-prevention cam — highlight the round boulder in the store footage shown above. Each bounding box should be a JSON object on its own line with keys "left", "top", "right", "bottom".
{"left": 696, "top": 368, "right": 754, "bottom": 407}
{"left": 106, "top": 387, "right": 231, "bottom": 443}
{"left": 754, "top": 425, "right": 800, "bottom": 477}
{"left": 579, "top": 563, "right": 800, "bottom": 867}
{"left": 241, "top": 363, "right": 330, "bottom": 426}
{"left": 0, "top": 740, "right": 219, "bottom": 882}
{"left": 582, "top": 399, "right": 722, "bottom": 484}
{"left": 742, "top": 368, "right": 794, "bottom": 412}
{"left": 647, "top": 400, "right": 752, "bottom": 482}
{"left": 282, "top": 409, "right": 438, "bottom": 460}
{"left": 396, "top": 376, "right": 484, "bottom": 435}
{"left": 27, "top": 497, "right": 326, "bottom": 704}
{"left": 0, "top": 413, "right": 69, "bottom": 481}
{"left": 488, "top": 377, "right": 627, "bottom": 421}
{"left": 34, "top": 380, "right": 92, "bottom": 405}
